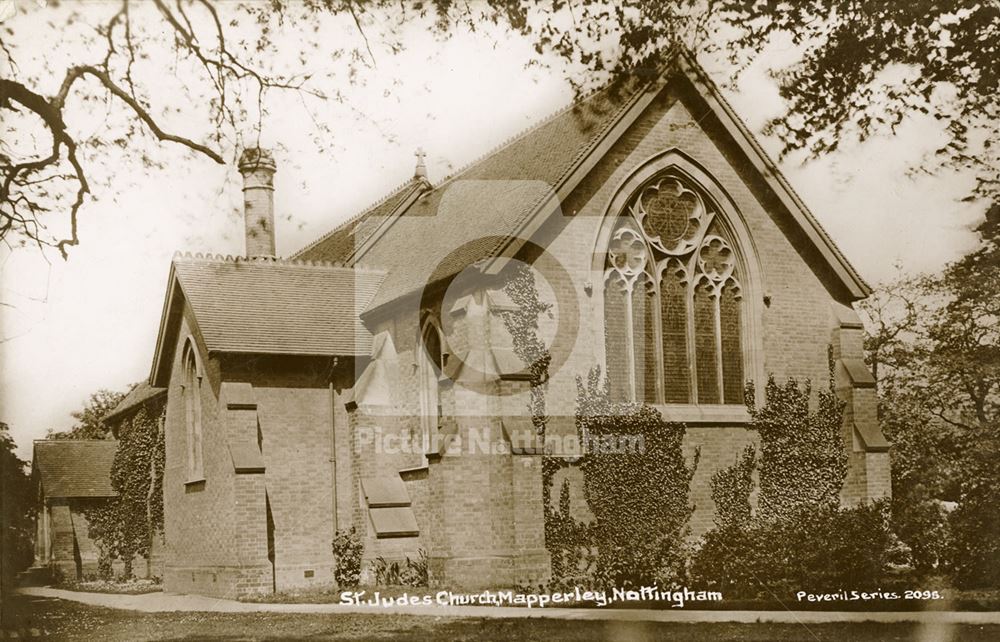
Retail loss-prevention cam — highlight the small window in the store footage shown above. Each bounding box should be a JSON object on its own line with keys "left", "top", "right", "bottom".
{"left": 418, "top": 318, "right": 445, "bottom": 461}
{"left": 183, "top": 341, "right": 204, "bottom": 480}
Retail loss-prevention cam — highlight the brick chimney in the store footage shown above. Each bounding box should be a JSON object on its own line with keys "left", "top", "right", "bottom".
{"left": 238, "top": 147, "right": 277, "bottom": 258}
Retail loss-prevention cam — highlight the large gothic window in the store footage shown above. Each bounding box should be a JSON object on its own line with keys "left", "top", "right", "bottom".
{"left": 604, "top": 174, "right": 745, "bottom": 405}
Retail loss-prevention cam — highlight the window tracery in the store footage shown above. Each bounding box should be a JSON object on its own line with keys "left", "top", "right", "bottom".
{"left": 604, "top": 174, "right": 744, "bottom": 405}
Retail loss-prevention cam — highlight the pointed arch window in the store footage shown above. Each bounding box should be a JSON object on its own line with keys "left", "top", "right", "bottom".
{"left": 418, "top": 318, "right": 445, "bottom": 461}
{"left": 182, "top": 341, "right": 204, "bottom": 481}
{"left": 604, "top": 174, "right": 745, "bottom": 405}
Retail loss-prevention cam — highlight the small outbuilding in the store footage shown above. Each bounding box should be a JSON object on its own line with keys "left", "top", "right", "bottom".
{"left": 32, "top": 439, "right": 117, "bottom": 580}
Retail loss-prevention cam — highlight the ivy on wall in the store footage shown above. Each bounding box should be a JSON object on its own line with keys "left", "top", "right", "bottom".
{"left": 689, "top": 375, "right": 893, "bottom": 597}
{"left": 746, "top": 376, "right": 848, "bottom": 521}
{"left": 500, "top": 266, "right": 698, "bottom": 587}
{"left": 84, "top": 404, "right": 165, "bottom": 579}
{"left": 499, "top": 263, "right": 552, "bottom": 438}
{"left": 710, "top": 444, "right": 756, "bottom": 529}
{"left": 499, "top": 265, "right": 569, "bottom": 578}
{"left": 576, "top": 368, "right": 698, "bottom": 587}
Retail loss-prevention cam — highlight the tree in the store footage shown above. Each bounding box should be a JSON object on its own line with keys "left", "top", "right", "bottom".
{"left": 860, "top": 204, "right": 1000, "bottom": 584}
{"left": 2, "top": 2, "right": 995, "bottom": 256}
{"left": 47, "top": 387, "right": 127, "bottom": 440}
{"left": 0, "top": 422, "right": 35, "bottom": 595}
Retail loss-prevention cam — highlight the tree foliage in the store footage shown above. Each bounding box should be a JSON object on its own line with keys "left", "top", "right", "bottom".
{"left": 47, "top": 388, "right": 127, "bottom": 440}
{"left": 2, "top": 1, "right": 995, "bottom": 255}
{"left": 860, "top": 205, "right": 1000, "bottom": 586}
{"left": 0, "top": 422, "right": 35, "bottom": 592}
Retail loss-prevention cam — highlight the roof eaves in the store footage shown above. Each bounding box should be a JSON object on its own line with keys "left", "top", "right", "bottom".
{"left": 101, "top": 387, "right": 167, "bottom": 425}
{"left": 674, "top": 53, "right": 871, "bottom": 298}
{"left": 343, "top": 180, "right": 430, "bottom": 266}
{"left": 149, "top": 261, "right": 182, "bottom": 388}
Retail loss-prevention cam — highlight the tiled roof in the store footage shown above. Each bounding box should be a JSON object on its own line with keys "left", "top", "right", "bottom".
{"left": 292, "top": 181, "right": 420, "bottom": 262}
{"left": 102, "top": 382, "right": 166, "bottom": 425}
{"left": 294, "top": 84, "right": 630, "bottom": 284}
{"left": 173, "top": 255, "right": 385, "bottom": 356}
{"left": 293, "top": 52, "right": 872, "bottom": 308}
{"left": 33, "top": 440, "right": 117, "bottom": 498}
{"left": 361, "top": 179, "right": 558, "bottom": 310}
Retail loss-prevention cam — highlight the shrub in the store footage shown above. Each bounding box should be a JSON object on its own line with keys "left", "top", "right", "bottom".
{"left": 948, "top": 445, "right": 1000, "bottom": 588}
{"left": 372, "top": 557, "right": 402, "bottom": 585}
{"left": 332, "top": 527, "right": 363, "bottom": 587}
{"left": 691, "top": 502, "right": 894, "bottom": 598}
{"left": 402, "top": 549, "right": 429, "bottom": 587}
{"left": 98, "top": 549, "right": 113, "bottom": 581}
{"left": 371, "top": 550, "right": 428, "bottom": 587}
{"left": 575, "top": 368, "right": 697, "bottom": 588}
{"left": 691, "top": 375, "right": 894, "bottom": 597}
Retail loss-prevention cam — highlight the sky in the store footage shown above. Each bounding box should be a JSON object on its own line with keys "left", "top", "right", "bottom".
{"left": 0, "top": 2, "right": 986, "bottom": 460}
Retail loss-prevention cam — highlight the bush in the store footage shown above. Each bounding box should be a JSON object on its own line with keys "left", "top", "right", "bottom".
{"left": 332, "top": 527, "right": 363, "bottom": 588}
{"left": 691, "top": 502, "right": 894, "bottom": 598}
{"left": 372, "top": 550, "right": 428, "bottom": 587}
{"left": 575, "top": 368, "right": 697, "bottom": 588}
{"left": 402, "top": 549, "right": 429, "bottom": 587}
{"left": 948, "top": 446, "right": 1000, "bottom": 588}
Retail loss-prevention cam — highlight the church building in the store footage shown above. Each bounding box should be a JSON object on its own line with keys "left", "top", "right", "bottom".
{"left": 149, "top": 52, "right": 889, "bottom": 598}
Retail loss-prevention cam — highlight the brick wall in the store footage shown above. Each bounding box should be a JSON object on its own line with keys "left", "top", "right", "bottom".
{"left": 162, "top": 310, "right": 341, "bottom": 598}
{"left": 160, "top": 74, "right": 888, "bottom": 596}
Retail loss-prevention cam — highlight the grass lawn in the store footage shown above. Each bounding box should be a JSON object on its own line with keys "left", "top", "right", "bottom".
{"left": 3, "top": 595, "right": 1000, "bottom": 641}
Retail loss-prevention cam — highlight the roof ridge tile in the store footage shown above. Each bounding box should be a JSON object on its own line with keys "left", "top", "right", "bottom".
{"left": 173, "top": 252, "right": 356, "bottom": 269}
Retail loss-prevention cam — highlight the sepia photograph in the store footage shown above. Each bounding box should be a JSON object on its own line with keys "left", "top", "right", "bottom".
{"left": 1, "top": 1, "right": 998, "bottom": 640}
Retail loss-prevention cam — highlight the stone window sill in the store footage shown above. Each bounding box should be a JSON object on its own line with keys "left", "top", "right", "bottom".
{"left": 399, "top": 465, "right": 429, "bottom": 481}
{"left": 184, "top": 477, "right": 206, "bottom": 487}
{"left": 654, "top": 404, "right": 750, "bottom": 425}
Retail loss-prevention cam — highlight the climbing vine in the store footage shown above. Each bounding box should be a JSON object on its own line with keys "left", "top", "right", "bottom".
{"left": 576, "top": 368, "right": 698, "bottom": 587}
{"left": 499, "top": 264, "right": 570, "bottom": 579}
{"left": 710, "top": 444, "right": 756, "bottom": 529}
{"left": 500, "top": 263, "right": 552, "bottom": 438}
{"left": 84, "top": 403, "right": 165, "bottom": 579}
{"left": 747, "top": 376, "right": 847, "bottom": 521}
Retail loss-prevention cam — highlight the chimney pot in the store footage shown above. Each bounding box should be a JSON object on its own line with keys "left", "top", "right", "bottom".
{"left": 238, "top": 147, "right": 277, "bottom": 258}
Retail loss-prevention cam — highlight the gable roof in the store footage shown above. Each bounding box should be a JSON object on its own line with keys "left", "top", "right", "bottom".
{"left": 101, "top": 382, "right": 166, "bottom": 427}
{"left": 33, "top": 440, "right": 117, "bottom": 498}
{"left": 150, "top": 255, "right": 385, "bottom": 386}
{"left": 294, "top": 50, "right": 870, "bottom": 313}
{"left": 295, "top": 81, "right": 632, "bottom": 269}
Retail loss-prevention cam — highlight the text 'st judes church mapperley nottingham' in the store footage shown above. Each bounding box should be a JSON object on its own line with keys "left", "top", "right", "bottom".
{"left": 145, "top": 51, "right": 890, "bottom": 598}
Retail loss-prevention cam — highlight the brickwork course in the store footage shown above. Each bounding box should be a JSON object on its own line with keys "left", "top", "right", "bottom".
{"left": 146, "top": 51, "right": 891, "bottom": 599}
